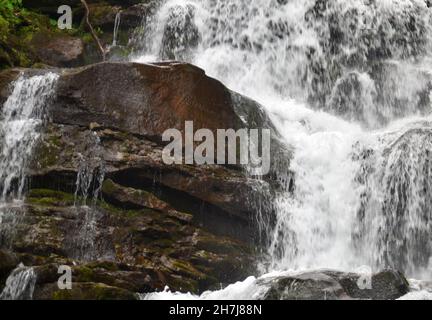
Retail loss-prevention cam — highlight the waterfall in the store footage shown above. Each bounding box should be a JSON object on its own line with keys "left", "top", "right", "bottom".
{"left": 0, "top": 264, "right": 37, "bottom": 300}
{"left": 0, "top": 73, "right": 57, "bottom": 299}
{"left": 112, "top": 11, "right": 121, "bottom": 47}
{"left": 0, "top": 73, "right": 58, "bottom": 201}
{"left": 132, "top": 0, "right": 432, "bottom": 285}
{"left": 0, "top": 73, "right": 58, "bottom": 244}
{"left": 73, "top": 131, "right": 106, "bottom": 262}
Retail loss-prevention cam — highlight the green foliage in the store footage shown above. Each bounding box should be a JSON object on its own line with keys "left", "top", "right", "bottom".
{"left": 0, "top": 0, "right": 22, "bottom": 37}
{"left": 0, "top": 0, "right": 22, "bottom": 22}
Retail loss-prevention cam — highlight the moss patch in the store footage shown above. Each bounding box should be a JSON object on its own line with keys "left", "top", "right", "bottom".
{"left": 27, "top": 189, "right": 75, "bottom": 207}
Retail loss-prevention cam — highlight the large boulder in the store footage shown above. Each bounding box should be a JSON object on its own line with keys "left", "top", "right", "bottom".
{"left": 260, "top": 269, "right": 410, "bottom": 300}
{"left": 51, "top": 62, "right": 243, "bottom": 138}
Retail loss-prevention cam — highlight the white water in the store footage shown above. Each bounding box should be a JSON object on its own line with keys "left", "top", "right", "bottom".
{"left": 0, "top": 264, "right": 36, "bottom": 300}
{"left": 132, "top": 0, "right": 432, "bottom": 298}
{"left": 73, "top": 131, "right": 105, "bottom": 262}
{"left": 0, "top": 73, "right": 58, "bottom": 201}
{"left": 0, "top": 73, "right": 58, "bottom": 241}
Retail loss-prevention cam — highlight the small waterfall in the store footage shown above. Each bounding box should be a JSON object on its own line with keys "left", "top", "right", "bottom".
{"left": 73, "top": 131, "right": 106, "bottom": 262}
{"left": 0, "top": 73, "right": 58, "bottom": 244}
{"left": 0, "top": 73, "right": 58, "bottom": 201}
{"left": 354, "top": 122, "right": 432, "bottom": 278}
{"left": 0, "top": 264, "right": 36, "bottom": 300}
{"left": 112, "top": 11, "right": 121, "bottom": 47}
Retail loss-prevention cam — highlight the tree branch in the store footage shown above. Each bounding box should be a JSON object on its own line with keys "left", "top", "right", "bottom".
{"left": 80, "top": 0, "right": 106, "bottom": 61}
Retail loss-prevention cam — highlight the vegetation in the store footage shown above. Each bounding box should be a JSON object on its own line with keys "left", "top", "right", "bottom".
{"left": 0, "top": 0, "right": 23, "bottom": 33}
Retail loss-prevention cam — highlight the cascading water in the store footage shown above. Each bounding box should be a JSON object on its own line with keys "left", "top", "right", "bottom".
{"left": 0, "top": 264, "right": 36, "bottom": 300}
{"left": 0, "top": 73, "right": 57, "bottom": 300}
{"left": 132, "top": 0, "right": 432, "bottom": 298}
{"left": 0, "top": 73, "right": 58, "bottom": 245}
{"left": 0, "top": 73, "right": 58, "bottom": 201}
{"left": 72, "top": 131, "right": 106, "bottom": 262}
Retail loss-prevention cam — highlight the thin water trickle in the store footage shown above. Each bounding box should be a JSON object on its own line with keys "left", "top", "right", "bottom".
{"left": 73, "top": 131, "right": 106, "bottom": 262}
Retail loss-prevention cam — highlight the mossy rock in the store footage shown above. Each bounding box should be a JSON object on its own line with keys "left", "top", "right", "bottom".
{"left": 27, "top": 189, "right": 75, "bottom": 207}
{"left": 48, "top": 282, "right": 138, "bottom": 300}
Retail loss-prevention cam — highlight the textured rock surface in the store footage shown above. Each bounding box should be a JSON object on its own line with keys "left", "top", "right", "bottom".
{"left": 31, "top": 34, "right": 84, "bottom": 68}
{"left": 260, "top": 270, "right": 410, "bottom": 300}
{"left": 0, "top": 61, "right": 281, "bottom": 299}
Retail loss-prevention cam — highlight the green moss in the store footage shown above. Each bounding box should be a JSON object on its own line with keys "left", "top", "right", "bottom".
{"left": 170, "top": 259, "right": 206, "bottom": 281}
{"left": 27, "top": 189, "right": 75, "bottom": 207}
{"left": 101, "top": 179, "right": 116, "bottom": 195}
{"left": 167, "top": 276, "right": 199, "bottom": 294}
{"left": 52, "top": 283, "right": 137, "bottom": 300}
{"left": 86, "top": 261, "right": 120, "bottom": 272}
{"left": 75, "top": 267, "right": 95, "bottom": 282}
{"left": 98, "top": 200, "right": 146, "bottom": 218}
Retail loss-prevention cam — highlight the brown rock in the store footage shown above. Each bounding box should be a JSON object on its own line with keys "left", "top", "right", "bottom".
{"left": 51, "top": 62, "right": 243, "bottom": 138}
{"left": 31, "top": 34, "right": 84, "bottom": 68}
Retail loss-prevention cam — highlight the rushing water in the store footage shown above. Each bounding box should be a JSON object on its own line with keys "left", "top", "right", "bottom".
{"left": 0, "top": 264, "right": 36, "bottom": 300}
{"left": 0, "top": 73, "right": 58, "bottom": 243}
{"left": 0, "top": 73, "right": 58, "bottom": 201}
{"left": 73, "top": 131, "right": 106, "bottom": 262}
{"left": 0, "top": 73, "right": 57, "bottom": 300}
{"left": 131, "top": 0, "right": 432, "bottom": 298}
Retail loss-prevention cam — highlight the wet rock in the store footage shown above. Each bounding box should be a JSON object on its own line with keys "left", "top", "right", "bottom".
{"left": 101, "top": 179, "right": 193, "bottom": 223}
{"left": 51, "top": 62, "right": 243, "bottom": 138}
{"left": 0, "top": 250, "right": 19, "bottom": 287}
{"left": 0, "top": 188, "right": 257, "bottom": 295}
{"left": 34, "top": 282, "right": 138, "bottom": 300}
{"left": 86, "top": 4, "right": 122, "bottom": 32}
{"left": 0, "top": 69, "right": 20, "bottom": 106}
{"left": 260, "top": 269, "right": 409, "bottom": 300}
{"left": 31, "top": 34, "right": 84, "bottom": 68}
{"left": 121, "top": 3, "right": 155, "bottom": 30}
{"left": 0, "top": 60, "right": 286, "bottom": 298}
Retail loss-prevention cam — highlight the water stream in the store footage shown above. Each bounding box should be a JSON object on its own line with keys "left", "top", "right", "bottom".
{"left": 0, "top": 73, "right": 58, "bottom": 300}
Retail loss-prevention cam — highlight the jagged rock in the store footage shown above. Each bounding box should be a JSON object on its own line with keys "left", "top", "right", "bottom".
{"left": 0, "top": 188, "right": 255, "bottom": 295}
{"left": 86, "top": 4, "right": 122, "bottom": 32}
{"left": 101, "top": 179, "right": 193, "bottom": 223}
{"left": 121, "top": 3, "right": 155, "bottom": 30}
{"left": 84, "top": 3, "right": 154, "bottom": 32}
{"left": 260, "top": 270, "right": 410, "bottom": 300}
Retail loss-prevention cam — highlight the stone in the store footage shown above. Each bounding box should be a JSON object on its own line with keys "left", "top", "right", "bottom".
{"left": 31, "top": 34, "right": 84, "bottom": 68}
{"left": 260, "top": 269, "right": 410, "bottom": 300}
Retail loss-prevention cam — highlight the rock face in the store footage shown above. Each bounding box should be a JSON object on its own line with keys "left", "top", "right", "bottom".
{"left": 0, "top": 61, "right": 281, "bottom": 299}
{"left": 260, "top": 270, "right": 410, "bottom": 300}
{"left": 51, "top": 62, "right": 243, "bottom": 138}
{"left": 31, "top": 34, "right": 85, "bottom": 68}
